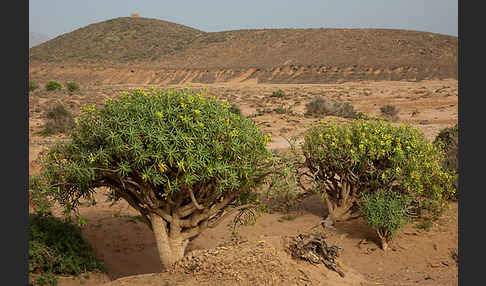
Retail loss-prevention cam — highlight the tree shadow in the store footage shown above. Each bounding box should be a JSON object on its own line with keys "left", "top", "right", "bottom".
{"left": 80, "top": 204, "right": 162, "bottom": 280}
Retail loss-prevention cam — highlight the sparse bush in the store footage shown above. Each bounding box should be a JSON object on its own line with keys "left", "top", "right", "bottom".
{"left": 451, "top": 249, "right": 459, "bottom": 265}
{"left": 229, "top": 103, "right": 242, "bottom": 116}
{"left": 30, "top": 80, "right": 40, "bottom": 91}
{"left": 39, "top": 103, "right": 75, "bottom": 136}
{"left": 434, "top": 124, "right": 458, "bottom": 172}
{"left": 30, "top": 88, "right": 274, "bottom": 269}
{"left": 262, "top": 137, "right": 324, "bottom": 215}
{"left": 271, "top": 89, "right": 286, "bottom": 98}
{"left": 416, "top": 219, "right": 433, "bottom": 231}
{"left": 45, "top": 81, "right": 62, "bottom": 91}
{"left": 65, "top": 81, "right": 80, "bottom": 93}
{"left": 359, "top": 189, "right": 412, "bottom": 250}
{"left": 433, "top": 124, "right": 458, "bottom": 199}
{"left": 301, "top": 119, "right": 455, "bottom": 223}
{"left": 29, "top": 213, "right": 106, "bottom": 286}
{"left": 305, "top": 96, "right": 359, "bottom": 119}
{"left": 380, "top": 104, "right": 400, "bottom": 121}
{"left": 265, "top": 148, "right": 301, "bottom": 212}
{"left": 273, "top": 107, "right": 293, "bottom": 115}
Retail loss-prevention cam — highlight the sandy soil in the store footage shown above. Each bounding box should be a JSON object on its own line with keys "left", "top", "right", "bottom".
{"left": 28, "top": 79, "right": 458, "bottom": 286}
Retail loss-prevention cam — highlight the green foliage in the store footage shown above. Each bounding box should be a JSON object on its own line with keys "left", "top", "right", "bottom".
{"left": 380, "top": 104, "right": 400, "bottom": 121}
{"left": 433, "top": 124, "right": 458, "bottom": 199}
{"left": 359, "top": 189, "right": 412, "bottom": 246}
{"left": 29, "top": 214, "right": 106, "bottom": 286}
{"left": 38, "top": 103, "right": 75, "bottom": 136}
{"left": 65, "top": 81, "right": 80, "bottom": 93}
{"left": 271, "top": 89, "right": 286, "bottom": 98}
{"left": 305, "top": 96, "right": 359, "bottom": 118}
{"left": 30, "top": 80, "right": 40, "bottom": 91}
{"left": 302, "top": 119, "right": 455, "bottom": 218}
{"left": 45, "top": 81, "right": 62, "bottom": 91}
{"left": 31, "top": 88, "right": 273, "bottom": 221}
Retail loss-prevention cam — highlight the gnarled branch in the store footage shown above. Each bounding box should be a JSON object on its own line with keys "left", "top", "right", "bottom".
{"left": 189, "top": 188, "right": 204, "bottom": 210}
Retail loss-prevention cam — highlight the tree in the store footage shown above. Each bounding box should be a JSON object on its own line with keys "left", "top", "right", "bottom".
{"left": 301, "top": 119, "right": 454, "bottom": 223}
{"left": 30, "top": 88, "right": 273, "bottom": 269}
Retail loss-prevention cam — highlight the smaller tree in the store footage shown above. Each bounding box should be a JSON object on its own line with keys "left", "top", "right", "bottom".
{"left": 359, "top": 189, "right": 412, "bottom": 250}
{"left": 301, "top": 119, "right": 454, "bottom": 223}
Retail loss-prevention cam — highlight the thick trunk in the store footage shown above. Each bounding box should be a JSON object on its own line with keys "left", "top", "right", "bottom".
{"left": 326, "top": 203, "right": 355, "bottom": 222}
{"left": 380, "top": 239, "right": 389, "bottom": 251}
{"left": 324, "top": 179, "right": 358, "bottom": 223}
{"left": 377, "top": 229, "right": 389, "bottom": 251}
{"left": 150, "top": 213, "right": 187, "bottom": 269}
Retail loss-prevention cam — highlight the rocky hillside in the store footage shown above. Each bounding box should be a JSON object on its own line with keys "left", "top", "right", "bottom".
{"left": 29, "top": 17, "right": 458, "bottom": 84}
{"left": 29, "top": 32, "right": 51, "bottom": 48}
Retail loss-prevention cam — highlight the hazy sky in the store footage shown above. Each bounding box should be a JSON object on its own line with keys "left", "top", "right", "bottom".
{"left": 29, "top": 0, "right": 458, "bottom": 38}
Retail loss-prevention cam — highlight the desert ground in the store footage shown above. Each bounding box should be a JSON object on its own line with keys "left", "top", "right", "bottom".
{"left": 29, "top": 77, "right": 458, "bottom": 286}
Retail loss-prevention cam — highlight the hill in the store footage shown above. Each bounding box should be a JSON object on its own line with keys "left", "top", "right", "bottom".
{"left": 29, "top": 32, "right": 52, "bottom": 48}
{"left": 29, "top": 17, "right": 458, "bottom": 84}
{"left": 29, "top": 17, "right": 207, "bottom": 63}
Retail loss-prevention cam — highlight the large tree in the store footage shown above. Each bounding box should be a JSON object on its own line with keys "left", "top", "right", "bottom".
{"left": 30, "top": 88, "right": 273, "bottom": 268}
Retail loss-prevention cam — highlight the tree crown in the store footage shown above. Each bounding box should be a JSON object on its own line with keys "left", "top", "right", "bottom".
{"left": 31, "top": 88, "right": 273, "bottom": 214}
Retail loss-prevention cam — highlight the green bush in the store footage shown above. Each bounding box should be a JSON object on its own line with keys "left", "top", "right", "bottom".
{"left": 359, "top": 189, "right": 412, "bottom": 250}
{"left": 30, "top": 80, "right": 40, "bottom": 91}
{"left": 38, "top": 103, "right": 75, "bottom": 136}
{"left": 433, "top": 124, "right": 458, "bottom": 199}
{"left": 301, "top": 119, "right": 455, "bottom": 222}
{"left": 305, "top": 96, "right": 359, "bottom": 119}
{"left": 65, "top": 81, "right": 80, "bottom": 93}
{"left": 30, "top": 88, "right": 274, "bottom": 269}
{"left": 45, "top": 81, "right": 62, "bottom": 91}
{"left": 271, "top": 89, "right": 286, "bottom": 98}
{"left": 29, "top": 214, "right": 106, "bottom": 286}
{"left": 380, "top": 104, "right": 400, "bottom": 121}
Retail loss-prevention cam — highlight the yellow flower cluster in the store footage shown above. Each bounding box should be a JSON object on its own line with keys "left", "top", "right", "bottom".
{"left": 82, "top": 104, "right": 97, "bottom": 113}
{"left": 158, "top": 162, "right": 168, "bottom": 173}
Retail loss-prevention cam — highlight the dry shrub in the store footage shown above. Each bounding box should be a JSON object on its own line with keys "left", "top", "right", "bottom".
{"left": 380, "top": 104, "right": 400, "bottom": 121}
{"left": 39, "top": 103, "right": 75, "bottom": 136}
{"left": 305, "top": 96, "right": 358, "bottom": 118}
